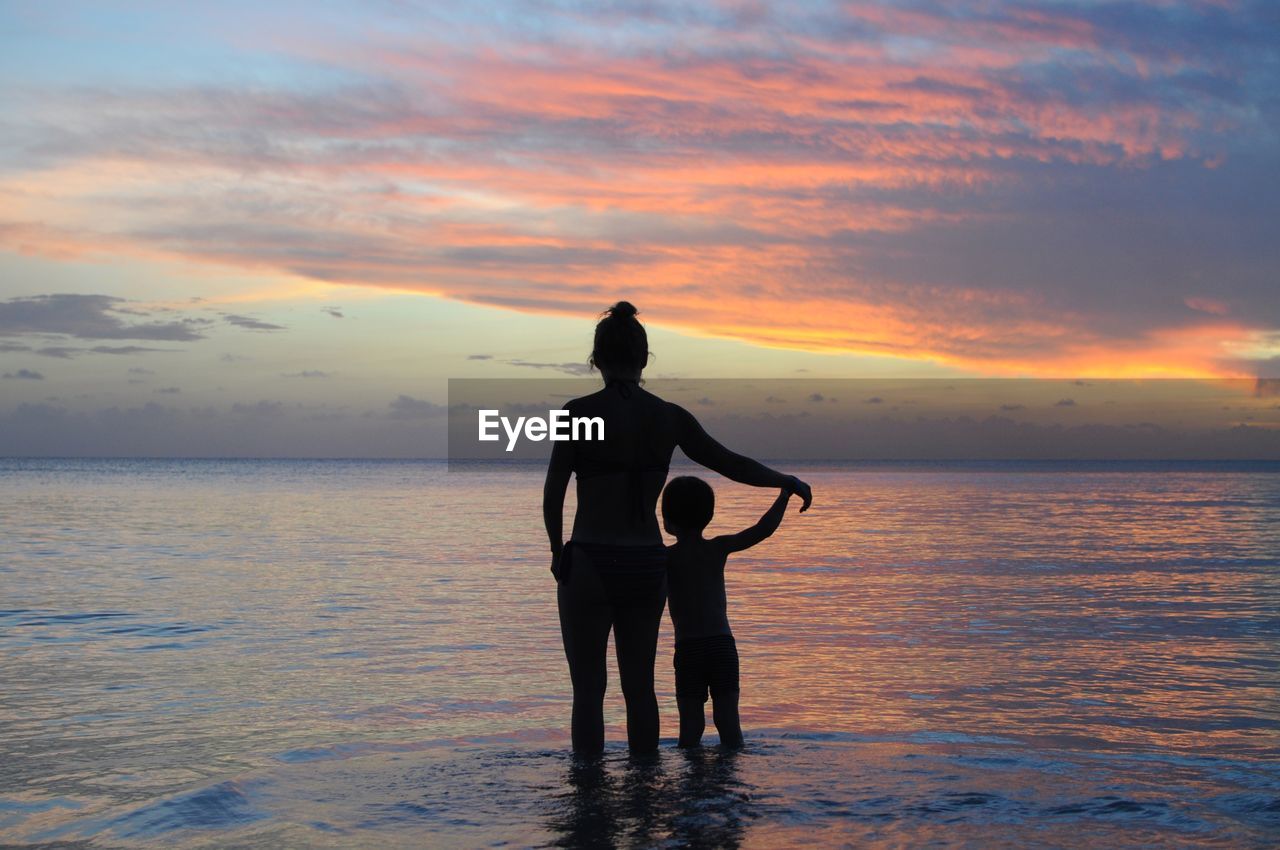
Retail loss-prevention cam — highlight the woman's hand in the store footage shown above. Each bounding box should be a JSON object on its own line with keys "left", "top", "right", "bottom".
{"left": 787, "top": 476, "right": 813, "bottom": 512}
{"left": 550, "top": 542, "right": 564, "bottom": 579}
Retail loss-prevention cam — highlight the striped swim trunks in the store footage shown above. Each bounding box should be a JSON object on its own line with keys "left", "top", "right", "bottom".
{"left": 673, "top": 634, "right": 740, "bottom": 702}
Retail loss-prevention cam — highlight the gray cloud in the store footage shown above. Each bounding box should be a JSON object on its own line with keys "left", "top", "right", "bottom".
{"left": 388, "top": 394, "right": 446, "bottom": 419}
{"left": 0, "top": 294, "right": 208, "bottom": 341}
{"left": 504, "top": 360, "right": 593, "bottom": 376}
{"left": 825, "top": 155, "right": 1280, "bottom": 340}
{"left": 441, "top": 245, "right": 635, "bottom": 268}
{"left": 92, "top": 345, "right": 170, "bottom": 355}
{"left": 232, "top": 400, "right": 286, "bottom": 417}
{"left": 282, "top": 370, "right": 332, "bottom": 378}
{"left": 32, "top": 347, "right": 78, "bottom": 359}
{"left": 33, "top": 344, "right": 172, "bottom": 358}
{"left": 3, "top": 368, "right": 44, "bottom": 380}
{"left": 223, "top": 314, "right": 286, "bottom": 332}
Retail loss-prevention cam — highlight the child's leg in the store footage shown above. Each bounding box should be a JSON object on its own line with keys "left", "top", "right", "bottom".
{"left": 677, "top": 695, "right": 706, "bottom": 747}
{"left": 709, "top": 636, "right": 743, "bottom": 748}
{"left": 673, "top": 640, "right": 708, "bottom": 747}
{"left": 710, "top": 690, "right": 743, "bottom": 748}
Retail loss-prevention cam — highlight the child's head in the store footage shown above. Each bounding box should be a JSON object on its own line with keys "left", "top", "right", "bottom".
{"left": 662, "top": 475, "right": 714, "bottom": 537}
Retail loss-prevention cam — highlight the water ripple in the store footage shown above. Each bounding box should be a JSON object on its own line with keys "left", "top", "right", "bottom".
{"left": 1, "top": 460, "right": 1277, "bottom": 847}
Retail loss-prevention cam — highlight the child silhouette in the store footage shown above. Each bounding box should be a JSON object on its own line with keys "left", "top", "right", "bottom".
{"left": 662, "top": 476, "right": 792, "bottom": 748}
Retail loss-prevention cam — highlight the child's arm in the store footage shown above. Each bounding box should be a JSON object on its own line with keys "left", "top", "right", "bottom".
{"left": 716, "top": 489, "right": 791, "bottom": 554}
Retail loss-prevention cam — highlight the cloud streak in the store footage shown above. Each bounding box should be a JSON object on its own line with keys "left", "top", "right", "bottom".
{"left": 0, "top": 295, "right": 208, "bottom": 342}
{"left": 223, "top": 314, "right": 286, "bottom": 332}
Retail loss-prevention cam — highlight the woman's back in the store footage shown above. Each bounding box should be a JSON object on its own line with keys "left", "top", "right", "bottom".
{"left": 568, "top": 381, "right": 680, "bottom": 545}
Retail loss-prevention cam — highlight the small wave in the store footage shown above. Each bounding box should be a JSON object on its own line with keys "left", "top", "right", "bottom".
{"left": 1048, "top": 796, "right": 1169, "bottom": 819}
{"left": 15, "top": 610, "right": 131, "bottom": 627}
{"left": 108, "top": 780, "right": 268, "bottom": 838}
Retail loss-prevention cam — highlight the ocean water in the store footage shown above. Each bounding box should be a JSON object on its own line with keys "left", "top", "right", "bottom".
{"left": 1, "top": 458, "right": 1277, "bottom": 848}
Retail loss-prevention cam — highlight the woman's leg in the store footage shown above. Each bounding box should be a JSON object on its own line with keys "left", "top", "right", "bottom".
{"left": 612, "top": 590, "right": 665, "bottom": 753}
{"left": 558, "top": 559, "right": 613, "bottom": 755}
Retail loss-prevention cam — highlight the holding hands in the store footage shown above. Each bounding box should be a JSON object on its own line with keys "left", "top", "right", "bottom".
{"left": 786, "top": 475, "right": 813, "bottom": 512}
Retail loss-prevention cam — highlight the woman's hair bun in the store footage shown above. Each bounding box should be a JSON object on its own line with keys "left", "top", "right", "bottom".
{"left": 590, "top": 300, "right": 648, "bottom": 374}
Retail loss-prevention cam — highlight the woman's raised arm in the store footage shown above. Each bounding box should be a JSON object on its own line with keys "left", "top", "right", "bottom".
{"left": 673, "top": 404, "right": 812, "bottom": 511}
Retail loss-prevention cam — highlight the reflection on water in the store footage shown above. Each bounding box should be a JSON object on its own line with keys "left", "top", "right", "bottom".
{"left": 549, "top": 749, "right": 749, "bottom": 849}
{"left": 1, "top": 459, "right": 1278, "bottom": 847}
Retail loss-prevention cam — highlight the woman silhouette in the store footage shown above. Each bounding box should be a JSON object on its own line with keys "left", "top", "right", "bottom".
{"left": 544, "top": 301, "right": 812, "bottom": 754}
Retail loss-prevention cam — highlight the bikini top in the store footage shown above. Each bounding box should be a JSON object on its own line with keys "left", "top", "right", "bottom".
{"left": 573, "top": 379, "right": 671, "bottom": 520}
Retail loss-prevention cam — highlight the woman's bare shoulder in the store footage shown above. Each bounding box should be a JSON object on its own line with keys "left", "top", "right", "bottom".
{"left": 629, "top": 385, "right": 685, "bottom": 414}
{"left": 659, "top": 398, "right": 698, "bottom": 431}
{"left": 563, "top": 388, "right": 608, "bottom": 409}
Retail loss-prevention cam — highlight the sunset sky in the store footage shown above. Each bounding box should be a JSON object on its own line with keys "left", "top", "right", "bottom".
{"left": 2, "top": 1, "right": 1278, "bottom": 455}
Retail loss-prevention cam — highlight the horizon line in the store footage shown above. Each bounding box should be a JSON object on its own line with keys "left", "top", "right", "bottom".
{"left": 5, "top": 456, "right": 1280, "bottom": 465}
